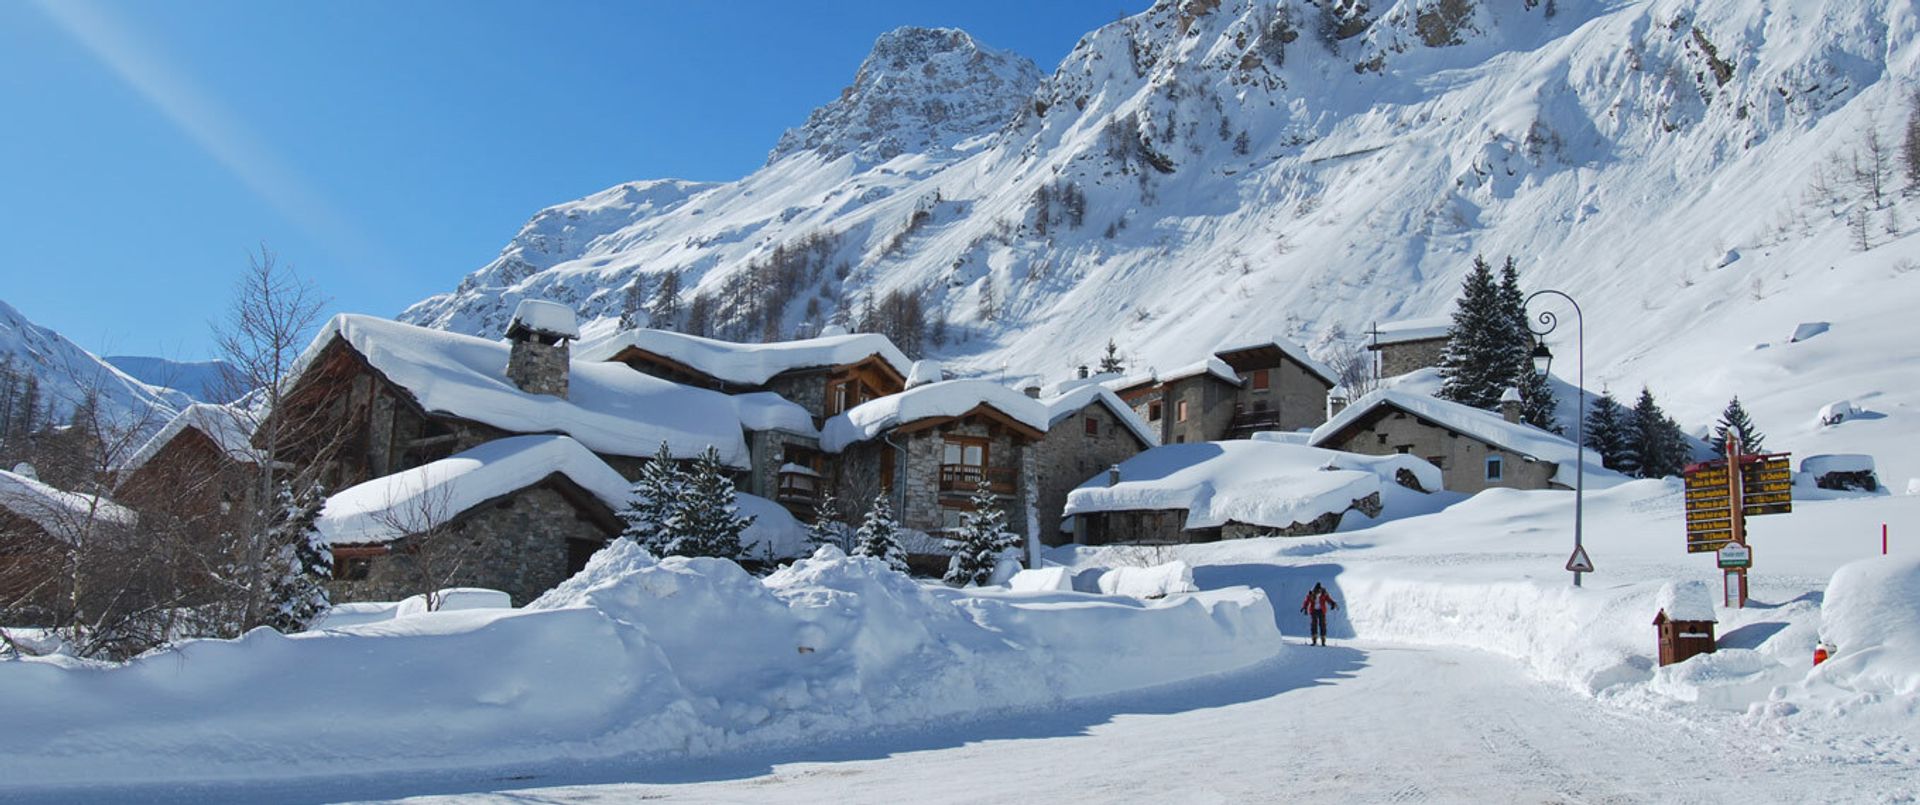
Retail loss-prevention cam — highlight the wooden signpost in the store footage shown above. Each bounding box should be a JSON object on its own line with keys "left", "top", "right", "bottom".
{"left": 1682, "top": 438, "right": 1790, "bottom": 608}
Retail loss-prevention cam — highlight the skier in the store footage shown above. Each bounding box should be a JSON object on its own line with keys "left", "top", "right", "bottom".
{"left": 1300, "top": 583, "right": 1338, "bottom": 646}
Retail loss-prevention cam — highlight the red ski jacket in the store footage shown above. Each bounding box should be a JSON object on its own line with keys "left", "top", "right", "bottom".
{"left": 1301, "top": 589, "right": 1338, "bottom": 614}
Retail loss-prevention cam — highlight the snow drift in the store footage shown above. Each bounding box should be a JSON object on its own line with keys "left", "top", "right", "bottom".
{"left": 0, "top": 542, "right": 1282, "bottom": 790}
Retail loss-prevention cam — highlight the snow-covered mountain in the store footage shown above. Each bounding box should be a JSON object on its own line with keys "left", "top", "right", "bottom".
{"left": 103, "top": 356, "right": 241, "bottom": 405}
{"left": 403, "top": 0, "right": 1920, "bottom": 474}
{"left": 0, "top": 299, "right": 187, "bottom": 430}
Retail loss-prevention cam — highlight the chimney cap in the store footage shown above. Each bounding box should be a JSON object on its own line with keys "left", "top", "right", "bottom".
{"left": 506, "top": 299, "right": 580, "bottom": 342}
{"left": 1499, "top": 386, "right": 1523, "bottom": 404}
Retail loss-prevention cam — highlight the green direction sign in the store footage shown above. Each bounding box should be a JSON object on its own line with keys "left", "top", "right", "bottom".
{"left": 1718, "top": 543, "right": 1752, "bottom": 568}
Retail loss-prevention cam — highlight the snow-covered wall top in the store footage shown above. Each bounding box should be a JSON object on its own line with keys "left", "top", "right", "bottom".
{"left": 1063, "top": 440, "right": 1438, "bottom": 530}
{"left": 576, "top": 328, "right": 912, "bottom": 387}
{"left": 766, "top": 26, "right": 1045, "bottom": 165}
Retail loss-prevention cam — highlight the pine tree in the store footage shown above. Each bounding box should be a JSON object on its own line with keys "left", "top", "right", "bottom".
{"left": 943, "top": 479, "right": 1019, "bottom": 587}
{"left": 623, "top": 441, "right": 688, "bottom": 555}
{"left": 676, "top": 445, "right": 755, "bottom": 559}
{"left": 266, "top": 481, "right": 331, "bottom": 633}
{"left": 1712, "top": 396, "right": 1765, "bottom": 455}
{"left": 648, "top": 271, "right": 683, "bottom": 330}
{"left": 806, "top": 493, "right": 851, "bottom": 553}
{"left": 1583, "top": 390, "right": 1629, "bottom": 472}
{"left": 1628, "top": 387, "right": 1689, "bottom": 478}
{"left": 1515, "top": 364, "right": 1559, "bottom": 433}
{"left": 619, "top": 276, "right": 648, "bottom": 330}
{"left": 853, "top": 493, "right": 909, "bottom": 573}
{"left": 1437, "top": 257, "right": 1512, "bottom": 409}
{"left": 1097, "top": 339, "right": 1126, "bottom": 374}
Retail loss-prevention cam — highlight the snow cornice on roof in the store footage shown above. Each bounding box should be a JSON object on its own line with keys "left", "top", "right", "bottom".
{"left": 576, "top": 328, "right": 912, "bottom": 389}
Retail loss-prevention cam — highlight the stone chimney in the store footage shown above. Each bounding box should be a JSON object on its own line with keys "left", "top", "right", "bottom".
{"left": 1108, "top": 465, "right": 1121, "bottom": 486}
{"left": 1327, "top": 391, "right": 1350, "bottom": 420}
{"left": 504, "top": 300, "right": 579, "bottom": 399}
{"left": 1499, "top": 386, "right": 1523, "bottom": 424}
{"left": 1077, "top": 365, "right": 1089, "bottom": 379}
{"left": 1023, "top": 384, "right": 1042, "bottom": 398}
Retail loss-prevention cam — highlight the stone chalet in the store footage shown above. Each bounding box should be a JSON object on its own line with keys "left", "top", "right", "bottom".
{"left": 0, "top": 468, "right": 137, "bottom": 620}
{"left": 1309, "top": 389, "right": 1584, "bottom": 494}
{"left": 114, "top": 403, "right": 260, "bottom": 538}
{"left": 1365, "top": 316, "right": 1451, "bottom": 379}
{"left": 261, "top": 301, "right": 813, "bottom": 605}
{"left": 575, "top": 327, "right": 914, "bottom": 518}
{"left": 1029, "top": 386, "right": 1159, "bottom": 546}
{"left": 1111, "top": 338, "right": 1337, "bottom": 444}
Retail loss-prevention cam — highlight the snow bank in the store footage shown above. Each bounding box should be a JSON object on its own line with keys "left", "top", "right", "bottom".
{"left": 1065, "top": 441, "right": 1437, "bottom": 530}
{"left": 1008, "top": 566, "right": 1074, "bottom": 592}
{"left": 0, "top": 542, "right": 1282, "bottom": 789}
{"left": 1815, "top": 557, "right": 1920, "bottom": 699}
{"left": 1095, "top": 562, "right": 1199, "bottom": 598}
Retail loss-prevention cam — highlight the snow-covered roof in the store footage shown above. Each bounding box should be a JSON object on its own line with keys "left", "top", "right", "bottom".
{"left": 576, "top": 328, "right": 912, "bottom": 388}
{"left": 117, "top": 403, "right": 256, "bottom": 474}
{"left": 821, "top": 379, "right": 1050, "bottom": 452}
{"left": 1064, "top": 441, "right": 1438, "bottom": 530}
{"left": 291, "top": 314, "right": 782, "bottom": 466}
{"left": 1654, "top": 580, "right": 1717, "bottom": 623}
{"left": 907, "top": 359, "right": 944, "bottom": 387}
{"left": 0, "top": 469, "right": 136, "bottom": 541}
{"left": 1213, "top": 337, "right": 1339, "bottom": 387}
{"left": 728, "top": 392, "right": 820, "bottom": 437}
{"left": 1156, "top": 357, "right": 1244, "bottom": 387}
{"left": 1039, "top": 386, "right": 1159, "bottom": 448}
{"left": 316, "top": 435, "right": 631, "bottom": 546}
{"left": 1367, "top": 316, "right": 1452, "bottom": 346}
{"left": 505, "top": 299, "right": 580, "bottom": 340}
{"left": 1311, "top": 389, "right": 1585, "bottom": 480}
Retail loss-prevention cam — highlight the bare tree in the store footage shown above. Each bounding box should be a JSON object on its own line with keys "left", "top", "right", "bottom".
{"left": 210, "top": 244, "right": 331, "bottom": 632}
{"left": 1854, "top": 129, "right": 1895, "bottom": 211}
{"left": 368, "top": 480, "right": 473, "bottom": 612}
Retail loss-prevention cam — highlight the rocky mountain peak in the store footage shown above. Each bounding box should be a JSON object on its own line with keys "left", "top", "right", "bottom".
{"left": 766, "top": 26, "right": 1044, "bottom": 165}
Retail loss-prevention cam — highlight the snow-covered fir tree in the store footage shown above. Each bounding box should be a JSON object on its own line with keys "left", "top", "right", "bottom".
{"left": 1583, "top": 390, "right": 1630, "bottom": 472}
{"left": 1515, "top": 364, "right": 1559, "bottom": 433}
{"left": 853, "top": 493, "right": 909, "bottom": 573}
{"left": 623, "top": 441, "right": 687, "bottom": 554}
{"left": 807, "top": 493, "right": 852, "bottom": 553}
{"left": 943, "top": 479, "right": 1019, "bottom": 587}
{"left": 1499, "top": 260, "right": 1557, "bottom": 432}
{"left": 1097, "top": 339, "right": 1126, "bottom": 374}
{"left": 676, "top": 445, "right": 756, "bottom": 559}
{"left": 1627, "top": 387, "right": 1690, "bottom": 478}
{"left": 1712, "top": 396, "right": 1766, "bottom": 455}
{"left": 266, "top": 481, "right": 331, "bottom": 633}
{"left": 1438, "top": 257, "right": 1518, "bottom": 409}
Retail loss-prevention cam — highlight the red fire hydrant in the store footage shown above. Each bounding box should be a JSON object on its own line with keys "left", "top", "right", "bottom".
{"left": 1813, "top": 642, "right": 1831, "bottom": 666}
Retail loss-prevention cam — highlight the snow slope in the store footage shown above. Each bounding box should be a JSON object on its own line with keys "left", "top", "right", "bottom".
{"left": 0, "top": 542, "right": 1281, "bottom": 790}
{"left": 0, "top": 298, "right": 185, "bottom": 432}
{"left": 399, "top": 1, "right": 1920, "bottom": 481}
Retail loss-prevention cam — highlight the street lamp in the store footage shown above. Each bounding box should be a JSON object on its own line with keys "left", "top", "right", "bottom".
{"left": 1524, "top": 289, "right": 1588, "bottom": 587}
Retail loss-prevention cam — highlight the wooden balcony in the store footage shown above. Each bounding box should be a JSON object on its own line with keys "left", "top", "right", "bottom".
{"left": 939, "top": 464, "right": 1017, "bottom": 495}
{"left": 1226, "top": 408, "right": 1284, "bottom": 438}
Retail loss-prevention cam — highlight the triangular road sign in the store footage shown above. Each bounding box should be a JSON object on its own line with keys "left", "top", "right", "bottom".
{"left": 1566, "top": 545, "right": 1595, "bottom": 573}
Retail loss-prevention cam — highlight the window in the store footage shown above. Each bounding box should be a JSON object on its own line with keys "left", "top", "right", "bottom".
{"left": 1148, "top": 401, "right": 1162, "bottom": 421}
{"left": 1425, "top": 456, "right": 1447, "bottom": 470}
{"left": 1486, "top": 456, "right": 1504, "bottom": 482}
{"left": 1084, "top": 416, "right": 1100, "bottom": 436}
{"left": 943, "top": 438, "right": 987, "bottom": 468}
{"left": 336, "top": 557, "right": 372, "bottom": 581}
{"left": 1251, "top": 369, "right": 1270, "bottom": 390}
{"left": 1177, "top": 400, "right": 1189, "bottom": 422}
{"left": 829, "top": 382, "right": 850, "bottom": 415}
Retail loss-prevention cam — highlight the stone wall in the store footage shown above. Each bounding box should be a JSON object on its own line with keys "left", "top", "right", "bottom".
{"left": 1232, "top": 357, "right": 1333, "bottom": 432}
{"left": 1375, "top": 337, "right": 1448, "bottom": 378}
{"left": 328, "top": 483, "right": 613, "bottom": 607}
{"left": 1320, "top": 410, "right": 1556, "bottom": 493}
{"left": 765, "top": 372, "right": 828, "bottom": 422}
{"left": 1031, "top": 403, "right": 1150, "bottom": 546}
{"left": 1164, "top": 375, "right": 1238, "bottom": 444}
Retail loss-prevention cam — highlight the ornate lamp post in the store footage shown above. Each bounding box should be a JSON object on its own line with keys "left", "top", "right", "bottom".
{"left": 1525, "top": 289, "right": 1589, "bottom": 587}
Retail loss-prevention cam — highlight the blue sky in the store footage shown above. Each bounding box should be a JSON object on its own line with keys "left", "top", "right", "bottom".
{"left": 1, "top": 0, "right": 1129, "bottom": 361}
